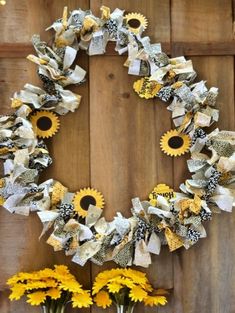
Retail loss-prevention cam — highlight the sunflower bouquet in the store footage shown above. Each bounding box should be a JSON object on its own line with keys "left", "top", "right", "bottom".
{"left": 92, "top": 268, "right": 168, "bottom": 313}
{"left": 7, "top": 265, "right": 92, "bottom": 313}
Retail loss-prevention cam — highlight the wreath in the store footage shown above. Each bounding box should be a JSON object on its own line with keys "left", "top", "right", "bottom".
{"left": 0, "top": 6, "right": 234, "bottom": 268}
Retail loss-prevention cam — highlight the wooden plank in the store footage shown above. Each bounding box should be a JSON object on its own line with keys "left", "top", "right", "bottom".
{"left": 173, "top": 56, "right": 235, "bottom": 313}
{"left": 171, "top": 1, "right": 235, "bottom": 312}
{"left": 2, "top": 41, "right": 235, "bottom": 58}
{"left": 89, "top": 2, "right": 173, "bottom": 313}
{"left": 0, "top": 0, "right": 90, "bottom": 43}
{"left": 0, "top": 1, "right": 91, "bottom": 313}
{"left": 171, "top": 0, "right": 234, "bottom": 42}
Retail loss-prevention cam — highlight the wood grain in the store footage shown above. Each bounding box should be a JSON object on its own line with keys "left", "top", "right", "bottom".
{"left": 0, "top": 1, "right": 90, "bottom": 313}
{"left": 171, "top": 1, "right": 235, "bottom": 312}
{"left": 0, "top": 1, "right": 234, "bottom": 313}
{"left": 89, "top": 2, "right": 173, "bottom": 313}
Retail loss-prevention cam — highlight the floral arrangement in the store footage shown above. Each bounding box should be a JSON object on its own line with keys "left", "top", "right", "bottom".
{"left": 92, "top": 268, "right": 168, "bottom": 313}
{"left": 0, "top": 5, "right": 234, "bottom": 268}
{"left": 7, "top": 265, "right": 92, "bottom": 312}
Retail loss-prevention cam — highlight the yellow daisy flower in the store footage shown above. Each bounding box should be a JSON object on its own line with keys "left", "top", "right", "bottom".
{"left": 59, "top": 279, "right": 83, "bottom": 293}
{"left": 73, "top": 187, "right": 105, "bottom": 218}
{"left": 46, "top": 288, "right": 61, "bottom": 300}
{"left": 72, "top": 290, "right": 93, "bottom": 308}
{"left": 24, "top": 280, "right": 57, "bottom": 290}
{"left": 26, "top": 291, "right": 47, "bottom": 306}
{"left": 160, "top": 129, "right": 191, "bottom": 157}
{"left": 94, "top": 290, "right": 112, "bottom": 308}
{"left": 107, "top": 282, "right": 123, "bottom": 293}
{"left": 129, "top": 286, "right": 147, "bottom": 302}
{"left": 30, "top": 110, "right": 60, "bottom": 139}
{"left": 38, "top": 268, "right": 56, "bottom": 279}
{"left": 143, "top": 295, "right": 167, "bottom": 307}
{"left": 92, "top": 269, "right": 123, "bottom": 294}
{"left": 9, "top": 284, "right": 26, "bottom": 301}
{"left": 122, "top": 269, "right": 148, "bottom": 285}
{"left": 54, "top": 265, "right": 70, "bottom": 276}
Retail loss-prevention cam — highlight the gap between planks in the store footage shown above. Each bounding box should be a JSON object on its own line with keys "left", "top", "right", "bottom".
{"left": 0, "top": 41, "right": 235, "bottom": 58}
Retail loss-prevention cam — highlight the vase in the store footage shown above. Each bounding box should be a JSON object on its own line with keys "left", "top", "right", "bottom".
{"left": 40, "top": 304, "right": 66, "bottom": 313}
{"left": 116, "top": 303, "right": 135, "bottom": 313}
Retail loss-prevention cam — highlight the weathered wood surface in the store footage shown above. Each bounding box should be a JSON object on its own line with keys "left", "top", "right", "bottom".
{"left": 0, "top": 1, "right": 234, "bottom": 313}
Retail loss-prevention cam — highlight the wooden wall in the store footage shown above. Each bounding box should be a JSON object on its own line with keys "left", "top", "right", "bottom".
{"left": 0, "top": 1, "right": 234, "bottom": 312}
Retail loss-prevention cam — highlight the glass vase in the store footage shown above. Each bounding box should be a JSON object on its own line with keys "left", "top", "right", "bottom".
{"left": 40, "top": 304, "right": 66, "bottom": 313}
{"left": 116, "top": 303, "right": 135, "bottom": 313}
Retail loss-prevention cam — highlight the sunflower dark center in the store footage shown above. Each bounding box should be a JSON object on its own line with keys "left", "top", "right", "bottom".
{"left": 37, "top": 116, "right": 52, "bottom": 131}
{"left": 80, "top": 195, "right": 96, "bottom": 210}
{"left": 168, "top": 136, "right": 184, "bottom": 149}
{"left": 127, "top": 18, "right": 141, "bottom": 28}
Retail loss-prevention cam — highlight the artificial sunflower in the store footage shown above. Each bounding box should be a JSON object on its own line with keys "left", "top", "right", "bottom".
{"left": 73, "top": 187, "right": 105, "bottom": 218}
{"left": 125, "top": 12, "right": 148, "bottom": 34}
{"left": 160, "top": 129, "right": 191, "bottom": 157}
{"left": 30, "top": 110, "right": 60, "bottom": 139}
{"left": 94, "top": 290, "right": 112, "bottom": 309}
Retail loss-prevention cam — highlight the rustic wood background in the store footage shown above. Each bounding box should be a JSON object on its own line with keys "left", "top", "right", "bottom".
{"left": 0, "top": 0, "right": 234, "bottom": 312}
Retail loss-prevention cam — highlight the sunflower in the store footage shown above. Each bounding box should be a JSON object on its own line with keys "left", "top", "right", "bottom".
{"left": 160, "top": 129, "right": 191, "bottom": 157}
{"left": 129, "top": 286, "right": 147, "bottom": 302}
{"left": 26, "top": 291, "right": 47, "bottom": 306}
{"left": 30, "top": 110, "right": 60, "bottom": 138}
{"left": 94, "top": 290, "right": 112, "bottom": 308}
{"left": 72, "top": 291, "right": 93, "bottom": 308}
{"left": 125, "top": 13, "right": 148, "bottom": 34}
{"left": 73, "top": 187, "right": 105, "bottom": 218}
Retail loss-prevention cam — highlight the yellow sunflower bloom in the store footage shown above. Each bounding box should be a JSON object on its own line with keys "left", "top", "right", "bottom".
{"left": 94, "top": 290, "right": 112, "bottom": 308}
{"left": 26, "top": 291, "right": 47, "bottom": 306}
{"left": 73, "top": 188, "right": 105, "bottom": 218}
{"left": 72, "top": 291, "right": 93, "bottom": 308}
{"left": 129, "top": 286, "right": 147, "bottom": 302}
{"left": 143, "top": 295, "right": 167, "bottom": 306}
{"left": 46, "top": 288, "right": 61, "bottom": 300}
{"left": 160, "top": 129, "right": 191, "bottom": 157}
{"left": 125, "top": 12, "right": 148, "bottom": 34}
{"left": 9, "top": 284, "right": 26, "bottom": 301}
{"left": 30, "top": 110, "right": 60, "bottom": 139}
{"left": 107, "top": 282, "right": 123, "bottom": 293}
